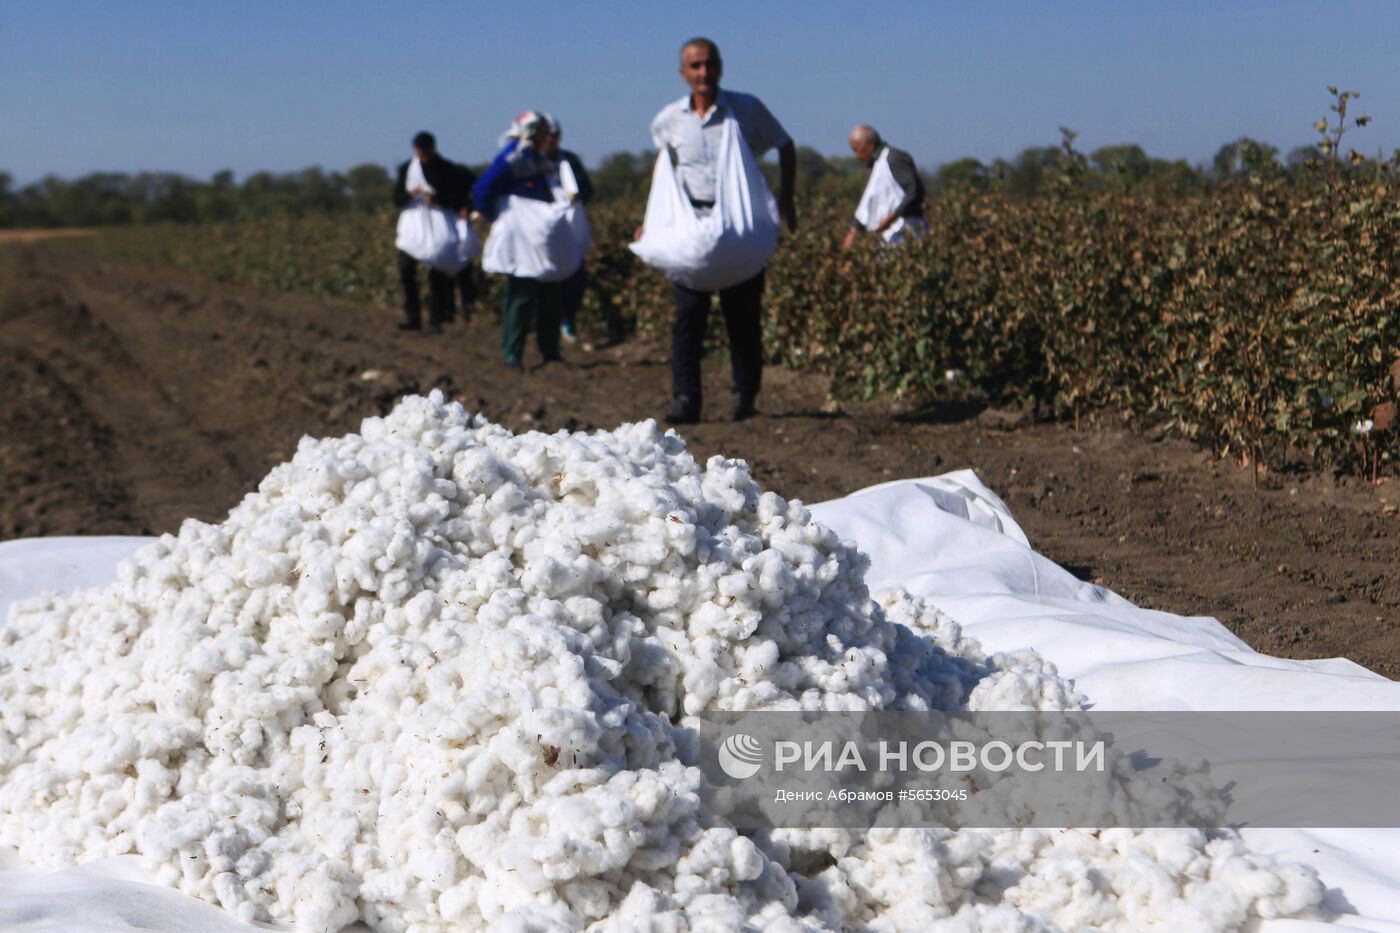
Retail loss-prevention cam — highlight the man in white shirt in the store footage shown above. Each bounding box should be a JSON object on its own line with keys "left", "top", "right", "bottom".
{"left": 646, "top": 37, "right": 797, "bottom": 424}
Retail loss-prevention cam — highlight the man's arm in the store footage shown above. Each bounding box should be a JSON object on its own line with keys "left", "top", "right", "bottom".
{"left": 649, "top": 106, "right": 671, "bottom": 152}
{"left": 472, "top": 145, "right": 516, "bottom": 220}
{"left": 778, "top": 140, "right": 797, "bottom": 232}
{"left": 566, "top": 152, "right": 594, "bottom": 205}
{"left": 747, "top": 95, "right": 797, "bottom": 232}
{"left": 842, "top": 211, "right": 865, "bottom": 251}
{"left": 637, "top": 107, "right": 672, "bottom": 240}
{"left": 454, "top": 164, "right": 478, "bottom": 217}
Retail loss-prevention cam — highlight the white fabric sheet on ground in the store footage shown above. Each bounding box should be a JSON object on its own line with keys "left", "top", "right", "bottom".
{"left": 1, "top": 471, "right": 1397, "bottom": 931}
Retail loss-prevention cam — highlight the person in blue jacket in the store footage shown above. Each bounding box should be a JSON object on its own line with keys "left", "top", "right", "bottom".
{"left": 472, "top": 111, "right": 563, "bottom": 369}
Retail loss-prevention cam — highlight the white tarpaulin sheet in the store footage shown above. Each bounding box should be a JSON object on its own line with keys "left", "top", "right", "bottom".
{"left": 1, "top": 471, "right": 1397, "bottom": 930}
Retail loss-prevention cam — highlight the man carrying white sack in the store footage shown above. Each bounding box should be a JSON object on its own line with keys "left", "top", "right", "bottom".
{"left": 392, "top": 131, "right": 471, "bottom": 333}
{"left": 636, "top": 37, "right": 797, "bottom": 425}
{"left": 842, "top": 124, "right": 927, "bottom": 250}
{"left": 474, "top": 111, "right": 581, "bottom": 370}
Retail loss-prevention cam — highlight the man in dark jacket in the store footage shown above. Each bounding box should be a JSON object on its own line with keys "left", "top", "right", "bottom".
{"left": 842, "top": 125, "right": 927, "bottom": 250}
{"left": 392, "top": 131, "right": 468, "bottom": 333}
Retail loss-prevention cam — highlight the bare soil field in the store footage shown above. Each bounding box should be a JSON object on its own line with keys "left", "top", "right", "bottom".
{"left": 2, "top": 244, "right": 1396, "bottom": 675}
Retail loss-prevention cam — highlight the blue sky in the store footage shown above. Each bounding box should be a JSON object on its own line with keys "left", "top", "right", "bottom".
{"left": 2, "top": 1, "right": 1397, "bottom": 184}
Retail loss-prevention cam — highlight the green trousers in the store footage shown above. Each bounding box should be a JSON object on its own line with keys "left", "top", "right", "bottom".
{"left": 501, "top": 276, "right": 563, "bottom": 364}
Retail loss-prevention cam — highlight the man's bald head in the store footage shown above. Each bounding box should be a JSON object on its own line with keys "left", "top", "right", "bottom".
{"left": 679, "top": 37, "right": 723, "bottom": 97}
{"left": 680, "top": 37, "right": 721, "bottom": 64}
{"left": 849, "top": 125, "right": 882, "bottom": 164}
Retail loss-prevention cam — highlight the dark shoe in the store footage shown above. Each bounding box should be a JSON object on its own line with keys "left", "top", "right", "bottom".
{"left": 504, "top": 358, "right": 524, "bottom": 371}
{"left": 428, "top": 323, "right": 443, "bottom": 335}
{"left": 664, "top": 396, "right": 701, "bottom": 425}
{"left": 397, "top": 321, "right": 421, "bottom": 331}
{"left": 732, "top": 396, "right": 758, "bottom": 422}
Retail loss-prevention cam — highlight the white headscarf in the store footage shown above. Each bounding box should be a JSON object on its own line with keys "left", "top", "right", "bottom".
{"left": 498, "top": 110, "right": 547, "bottom": 149}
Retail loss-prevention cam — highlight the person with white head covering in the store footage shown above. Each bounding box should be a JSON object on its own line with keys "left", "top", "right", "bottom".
{"left": 539, "top": 114, "right": 594, "bottom": 344}
{"left": 473, "top": 111, "right": 574, "bottom": 369}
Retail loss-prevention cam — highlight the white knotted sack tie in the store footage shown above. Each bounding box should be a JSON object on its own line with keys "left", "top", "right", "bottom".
{"left": 405, "top": 156, "right": 435, "bottom": 199}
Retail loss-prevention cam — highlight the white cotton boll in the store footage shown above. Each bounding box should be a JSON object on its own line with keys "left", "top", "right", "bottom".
{"left": 1250, "top": 861, "right": 1326, "bottom": 918}
{"left": 491, "top": 901, "right": 581, "bottom": 933}
{"left": 589, "top": 882, "right": 686, "bottom": 933}
{"left": 0, "top": 395, "right": 1324, "bottom": 931}
{"left": 729, "top": 835, "right": 766, "bottom": 882}
{"left": 965, "top": 651, "right": 1086, "bottom": 713}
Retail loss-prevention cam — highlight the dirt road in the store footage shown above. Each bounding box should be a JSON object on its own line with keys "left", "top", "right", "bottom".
{"left": 2, "top": 244, "right": 1397, "bottom": 675}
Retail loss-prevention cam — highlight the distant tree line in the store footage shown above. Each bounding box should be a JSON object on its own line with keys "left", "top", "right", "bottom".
{"left": 0, "top": 164, "right": 399, "bottom": 227}
{"left": 0, "top": 135, "right": 1386, "bottom": 229}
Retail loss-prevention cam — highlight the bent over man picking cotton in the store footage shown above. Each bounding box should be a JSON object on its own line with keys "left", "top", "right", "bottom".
{"left": 842, "top": 125, "right": 927, "bottom": 250}
{"left": 632, "top": 37, "right": 797, "bottom": 425}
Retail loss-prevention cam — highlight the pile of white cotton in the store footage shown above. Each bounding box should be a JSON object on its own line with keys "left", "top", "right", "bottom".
{"left": 0, "top": 393, "right": 1324, "bottom": 931}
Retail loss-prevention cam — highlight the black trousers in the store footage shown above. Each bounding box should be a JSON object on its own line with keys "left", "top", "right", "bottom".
{"left": 397, "top": 250, "right": 454, "bottom": 327}
{"left": 455, "top": 265, "right": 477, "bottom": 320}
{"left": 671, "top": 270, "right": 765, "bottom": 404}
